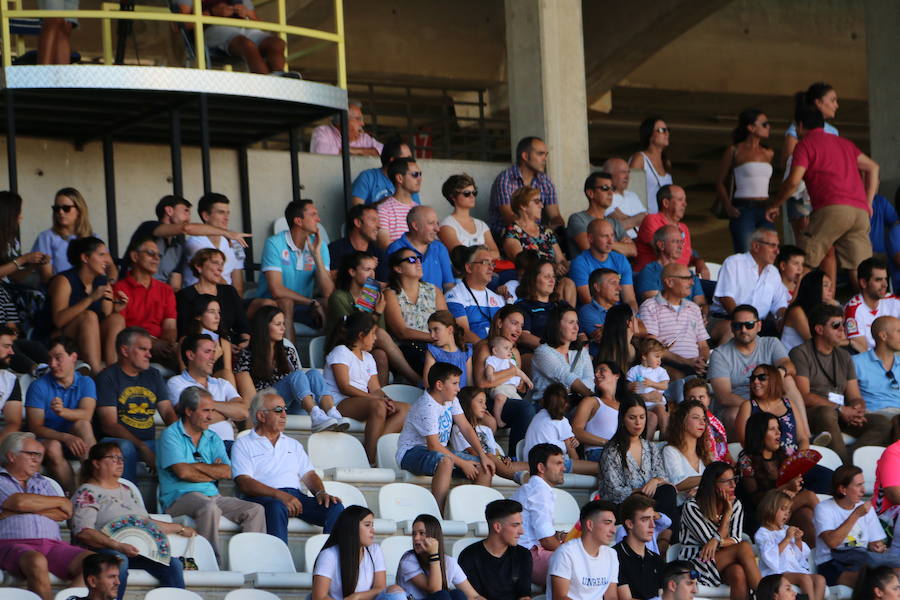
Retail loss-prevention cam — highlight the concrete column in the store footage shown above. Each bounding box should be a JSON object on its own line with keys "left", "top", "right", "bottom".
{"left": 504, "top": 0, "right": 590, "bottom": 220}
{"left": 865, "top": 0, "right": 900, "bottom": 196}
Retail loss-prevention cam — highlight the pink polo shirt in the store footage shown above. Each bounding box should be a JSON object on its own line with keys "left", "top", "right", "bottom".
{"left": 309, "top": 124, "right": 383, "bottom": 156}
{"left": 635, "top": 214, "right": 692, "bottom": 271}
{"left": 873, "top": 440, "right": 900, "bottom": 514}
{"left": 792, "top": 128, "right": 867, "bottom": 212}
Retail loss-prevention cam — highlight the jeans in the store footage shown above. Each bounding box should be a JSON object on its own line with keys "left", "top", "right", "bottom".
{"left": 98, "top": 547, "right": 185, "bottom": 600}
{"left": 273, "top": 369, "right": 329, "bottom": 415}
{"left": 728, "top": 200, "right": 774, "bottom": 253}
{"left": 243, "top": 488, "right": 344, "bottom": 544}
{"left": 425, "top": 591, "right": 467, "bottom": 600}
{"left": 101, "top": 437, "right": 156, "bottom": 486}
{"left": 487, "top": 396, "right": 537, "bottom": 457}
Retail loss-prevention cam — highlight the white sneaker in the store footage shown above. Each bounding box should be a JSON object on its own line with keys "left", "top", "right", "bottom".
{"left": 310, "top": 407, "right": 340, "bottom": 433}
{"left": 326, "top": 407, "right": 351, "bottom": 432}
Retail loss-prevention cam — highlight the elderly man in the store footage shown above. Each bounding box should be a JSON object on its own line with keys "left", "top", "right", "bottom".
{"left": 567, "top": 171, "right": 636, "bottom": 258}
{"left": 570, "top": 219, "right": 637, "bottom": 311}
{"left": 0, "top": 432, "right": 93, "bottom": 600}
{"left": 157, "top": 386, "right": 265, "bottom": 565}
{"left": 578, "top": 268, "right": 621, "bottom": 342}
{"left": 387, "top": 205, "right": 454, "bottom": 292}
{"left": 635, "top": 185, "right": 708, "bottom": 279}
{"left": 640, "top": 263, "right": 710, "bottom": 379}
{"left": 844, "top": 257, "right": 900, "bottom": 353}
{"left": 603, "top": 157, "right": 648, "bottom": 238}
{"left": 446, "top": 245, "right": 505, "bottom": 342}
{"left": 232, "top": 389, "right": 343, "bottom": 543}
{"left": 853, "top": 316, "right": 900, "bottom": 419}
{"left": 635, "top": 224, "right": 707, "bottom": 310}
{"left": 310, "top": 100, "right": 382, "bottom": 157}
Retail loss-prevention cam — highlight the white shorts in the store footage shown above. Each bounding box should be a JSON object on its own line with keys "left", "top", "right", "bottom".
{"left": 204, "top": 25, "right": 274, "bottom": 53}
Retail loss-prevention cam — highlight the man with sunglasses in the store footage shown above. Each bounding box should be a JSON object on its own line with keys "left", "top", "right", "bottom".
{"left": 377, "top": 157, "right": 422, "bottom": 249}
{"left": 790, "top": 304, "right": 892, "bottom": 464}
{"left": 660, "top": 561, "right": 698, "bottom": 600}
{"left": 387, "top": 205, "right": 455, "bottom": 292}
{"left": 567, "top": 172, "right": 636, "bottom": 259}
{"left": 853, "top": 316, "right": 900, "bottom": 420}
{"left": 844, "top": 257, "right": 900, "bottom": 354}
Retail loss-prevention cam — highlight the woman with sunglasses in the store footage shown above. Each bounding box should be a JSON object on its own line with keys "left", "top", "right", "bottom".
{"left": 715, "top": 108, "right": 776, "bottom": 253}
{"left": 33, "top": 187, "right": 99, "bottom": 283}
{"left": 678, "top": 461, "right": 761, "bottom": 600}
{"left": 629, "top": 116, "right": 673, "bottom": 214}
{"left": 438, "top": 174, "right": 500, "bottom": 260}
{"left": 735, "top": 364, "right": 812, "bottom": 453}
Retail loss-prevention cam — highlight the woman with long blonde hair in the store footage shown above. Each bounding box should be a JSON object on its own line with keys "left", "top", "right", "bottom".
{"left": 34, "top": 187, "right": 95, "bottom": 282}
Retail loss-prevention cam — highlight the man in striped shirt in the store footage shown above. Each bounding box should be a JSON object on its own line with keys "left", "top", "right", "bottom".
{"left": 376, "top": 157, "right": 422, "bottom": 248}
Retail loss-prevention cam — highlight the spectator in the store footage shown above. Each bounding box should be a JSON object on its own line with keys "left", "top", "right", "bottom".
{"left": 377, "top": 157, "right": 422, "bottom": 248}
{"left": 446, "top": 245, "right": 505, "bottom": 342}
{"left": 511, "top": 443, "right": 566, "bottom": 585}
{"left": 182, "top": 193, "right": 248, "bottom": 294}
{"left": 351, "top": 138, "right": 420, "bottom": 206}
{"left": 791, "top": 304, "right": 892, "bottom": 464}
{"left": 531, "top": 305, "right": 594, "bottom": 401}
{"left": 708, "top": 304, "right": 793, "bottom": 436}
{"left": 664, "top": 400, "right": 713, "bottom": 505}
{"left": 853, "top": 316, "right": 900, "bottom": 419}
{"left": 571, "top": 361, "right": 625, "bottom": 461}
{"left": 130, "top": 194, "right": 249, "bottom": 291}
{"left": 734, "top": 364, "right": 813, "bottom": 454}
{"left": 677, "top": 462, "right": 761, "bottom": 600}
{"left": 781, "top": 270, "right": 837, "bottom": 351}
{"left": 659, "top": 561, "right": 699, "bottom": 600}
{"left": 77, "top": 553, "right": 123, "bottom": 600}
{"left": 523, "top": 383, "right": 596, "bottom": 476}
{"left": 25, "top": 336, "right": 97, "bottom": 493}
{"left": 424, "top": 310, "right": 473, "bottom": 388}
{"left": 614, "top": 494, "right": 665, "bottom": 600}
{"left": 640, "top": 262, "right": 710, "bottom": 379}
{"left": 457, "top": 499, "right": 533, "bottom": 600}
{"left": 112, "top": 234, "right": 178, "bottom": 369}
{"left": 602, "top": 158, "right": 647, "bottom": 238}
{"left": 48, "top": 236, "right": 125, "bottom": 372}
{"left": 489, "top": 136, "right": 564, "bottom": 239}
{"left": 768, "top": 105, "right": 879, "bottom": 287}
{"left": 777, "top": 245, "right": 806, "bottom": 301}
{"left": 634, "top": 225, "right": 707, "bottom": 310}
{"left": 0, "top": 192, "right": 49, "bottom": 338}
{"left": 438, "top": 173, "right": 500, "bottom": 260}
{"left": 870, "top": 195, "right": 898, "bottom": 263}
{"left": 715, "top": 108, "right": 775, "bottom": 253}
{"left": 232, "top": 389, "right": 344, "bottom": 543}
{"left": 95, "top": 327, "right": 176, "bottom": 485}
{"left": 396, "top": 362, "right": 494, "bottom": 513}
{"left": 451, "top": 386, "right": 529, "bottom": 481}
{"left": 157, "top": 386, "right": 265, "bottom": 564}
{"left": 257, "top": 198, "right": 334, "bottom": 341}
{"left": 635, "top": 185, "right": 708, "bottom": 278}
{"left": 571, "top": 218, "right": 637, "bottom": 310}
{"left": 396, "top": 514, "right": 481, "bottom": 600}
{"left": 311, "top": 505, "right": 407, "bottom": 600}
{"left": 850, "top": 568, "right": 900, "bottom": 600}
{"left": 168, "top": 333, "right": 249, "bottom": 453}
{"left": 682, "top": 379, "right": 731, "bottom": 463}
{"left": 328, "top": 204, "right": 389, "bottom": 282}
{"left": 387, "top": 205, "right": 455, "bottom": 292}
{"left": 72, "top": 442, "right": 189, "bottom": 598}
{"left": 33, "top": 187, "right": 93, "bottom": 282}
{"left": 0, "top": 326, "right": 23, "bottom": 442}
{"left": 626, "top": 338, "right": 670, "bottom": 440}
{"left": 548, "top": 499, "right": 619, "bottom": 600}
{"left": 515, "top": 258, "right": 564, "bottom": 350}
{"left": 181, "top": 294, "right": 236, "bottom": 385}
{"left": 0, "top": 432, "right": 93, "bottom": 600}
{"left": 872, "top": 440, "right": 900, "bottom": 532}
{"left": 844, "top": 257, "right": 900, "bottom": 353}
{"left": 568, "top": 171, "right": 636, "bottom": 259}
{"left": 310, "top": 100, "right": 382, "bottom": 156}
{"left": 578, "top": 268, "right": 621, "bottom": 343}
{"left": 37, "top": 0, "right": 76, "bottom": 65}
{"left": 595, "top": 304, "right": 640, "bottom": 376}
{"left": 629, "top": 116, "right": 673, "bottom": 215}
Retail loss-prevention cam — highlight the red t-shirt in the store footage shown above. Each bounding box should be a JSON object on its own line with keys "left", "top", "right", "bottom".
{"left": 873, "top": 440, "right": 900, "bottom": 514}
{"left": 635, "top": 213, "right": 692, "bottom": 271}
{"left": 113, "top": 274, "right": 177, "bottom": 338}
{"left": 792, "top": 128, "right": 867, "bottom": 212}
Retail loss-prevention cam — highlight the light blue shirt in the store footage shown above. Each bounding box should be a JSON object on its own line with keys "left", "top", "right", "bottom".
{"left": 257, "top": 229, "right": 330, "bottom": 299}
{"left": 851, "top": 349, "right": 900, "bottom": 413}
{"left": 351, "top": 167, "right": 421, "bottom": 205}
{"left": 577, "top": 300, "right": 609, "bottom": 335}
{"left": 157, "top": 419, "right": 229, "bottom": 510}
{"left": 634, "top": 260, "right": 703, "bottom": 300}
{"left": 785, "top": 121, "right": 839, "bottom": 139}
{"left": 25, "top": 372, "right": 96, "bottom": 434}
{"left": 386, "top": 235, "right": 454, "bottom": 290}
{"left": 446, "top": 282, "right": 504, "bottom": 340}
{"left": 569, "top": 249, "right": 633, "bottom": 291}
{"left": 32, "top": 229, "right": 77, "bottom": 275}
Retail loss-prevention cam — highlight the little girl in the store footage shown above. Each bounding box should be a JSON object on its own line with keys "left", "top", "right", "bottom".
{"left": 451, "top": 387, "right": 528, "bottom": 482}
{"left": 484, "top": 335, "right": 532, "bottom": 427}
{"left": 184, "top": 293, "right": 235, "bottom": 386}
{"left": 423, "top": 310, "right": 472, "bottom": 387}
{"left": 522, "top": 383, "right": 597, "bottom": 475}
{"left": 755, "top": 489, "right": 826, "bottom": 600}
{"left": 627, "top": 338, "right": 670, "bottom": 440}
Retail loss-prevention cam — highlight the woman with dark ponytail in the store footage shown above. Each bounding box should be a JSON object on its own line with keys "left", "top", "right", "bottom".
{"left": 629, "top": 116, "right": 673, "bottom": 214}
{"left": 397, "top": 514, "right": 481, "bottom": 599}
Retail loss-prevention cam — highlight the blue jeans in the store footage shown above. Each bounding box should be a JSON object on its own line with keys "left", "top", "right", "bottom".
{"left": 101, "top": 437, "right": 156, "bottom": 486}
{"left": 425, "top": 591, "right": 467, "bottom": 600}
{"left": 98, "top": 547, "right": 185, "bottom": 600}
{"left": 243, "top": 488, "right": 344, "bottom": 544}
{"left": 487, "top": 397, "right": 537, "bottom": 457}
{"left": 273, "top": 369, "right": 329, "bottom": 415}
{"left": 729, "top": 200, "right": 774, "bottom": 253}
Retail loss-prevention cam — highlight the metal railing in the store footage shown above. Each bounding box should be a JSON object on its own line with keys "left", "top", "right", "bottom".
{"left": 0, "top": 0, "right": 346, "bottom": 87}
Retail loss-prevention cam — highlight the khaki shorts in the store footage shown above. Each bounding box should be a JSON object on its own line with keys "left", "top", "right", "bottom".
{"left": 800, "top": 204, "right": 871, "bottom": 270}
{"left": 489, "top": 384, "right": 521, "bottom": 400}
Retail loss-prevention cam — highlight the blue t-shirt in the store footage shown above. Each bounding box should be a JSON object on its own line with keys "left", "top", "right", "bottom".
{"left": 888, "top": 223, "right": 900, "bottom": 292}
{"left": 157, "top": 419, "right": 229, "bottom": 509}
{"left": 386, "top": 235, "right": 454, "bottom": 290}
{"left": 516, "top": 298, "right": 558, "bottom": 342}
{"left": 351, "top": 167, "right": 421, "bottom": 205}
{"left": 569, "top": 249, "right": 633, "bottom": 290}
{"left": 852, "top": 349, "right": 900, "bottom": 413}
{"left": 446, "top": 282, "right": 505, "bottom": 340}
{"left": 634, "top": 260, "right": 704, "bottom": 300}
{"left": 785, "top": 121, "right": 839, "bottom": 139}
{"left": 577, "top": 300, "right": 609, "bottom": 335}
{"left": 870, "top": 195, "right": 897, "bottom": 255}
{"left": 32, "top": 229, "right": 77, "bottom": 275}
{"left": 257, "top": 230, "right": 330, "bottom": 299}
{"left": 25, "top": 372, "right": 97, "bottom": 433}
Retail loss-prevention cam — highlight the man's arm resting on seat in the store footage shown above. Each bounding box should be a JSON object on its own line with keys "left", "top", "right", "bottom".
{"left": 710, "top": 377, "right": 745, "bottom": 408}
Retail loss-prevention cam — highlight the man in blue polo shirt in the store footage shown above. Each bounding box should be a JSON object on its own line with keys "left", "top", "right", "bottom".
{"left": 853, "top": 316, "right": 900, "bottom": 417}
{"left": 157, "top": 386, "right": 265, "bottom": 566}
{"left": 257, "top": 198, "right": 335, "bottom": 342}
{"left": 24, "top": 336, "right": 96, "bottom": 494}
{"left": 446, "top": 246, "right": 505, "bottom": 342}
{"left": 635, "top": 224, "right": 707, "bottom": 311}
{"left": 570, "top": 218, "right": 637, "bottom": 313}
{"left": 578, "top": 268, "right": 621, "bottom": 342}
{"left": 386, "top": 205, "right": 454, "bottom": 292}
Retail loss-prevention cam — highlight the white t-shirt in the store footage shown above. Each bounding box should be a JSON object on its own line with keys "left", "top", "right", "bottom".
{"left": 547, "top": 539, "right": 618, "bottom": 600}
{"left": 183, "top": 235, "right": 243, "bottom": 287}
{"left": 712, "top": 252, "right": 790, "bottom": 319}
{"left": 439, "top": 214, "right": 490, "bottom": 248}
{"left": 0, "top": 370, "right": 19, "bottom": 411}
{"left": 395, "top": 551, "right": 468, "bottom": 599}
{"left": 322, "top": 345, "right": 378, "bottom": 403}
{"left": 607, "top": 190, "right": 646, "bottom": 238}
{"left": 813, "top": 498, "right": 886, "bottom": 565}
{"left": 450, "top": 423, "right": 501, "bottom": 456}
{"left": 396, "top": 391, "right": 463, "bottom": 464}
{"left": 167, "top": 370, "right": 240, "bottom": 441}
{"left": 523, "top": 409, "right": 574, "bottom": 460}
{"left": 626, "top": 364, "right": 669, "bottom": 397}
{"left": 313, "top": 543, "right": 386, "bottom": 600}
{"left": 230, "top": 430, "right": 313, "bottom": 490}
{"left": 661, "top": 445, "right": 704, "bottom": 506}
{"left": 486, "top": 355, "right": 521, "bottom": 387}
{"left": 511, "top": 475, "right": 556, "bottom": 549}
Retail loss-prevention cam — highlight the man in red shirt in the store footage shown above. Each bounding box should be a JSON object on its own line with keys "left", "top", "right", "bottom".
{"left": 635, "top": 185, "right": 709, "bottom": 279}
{"left": 112, "top": 235, "right": 178, "bottom": 369}
{"left": 768, "top": 105, "right": 880, "bottom": 285}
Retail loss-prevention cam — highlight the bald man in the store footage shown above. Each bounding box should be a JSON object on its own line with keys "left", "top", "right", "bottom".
{"left": 602, "top": 157, "right": 647, "bottom": 237}
{"left": 386, "top": 205, "right": 455, "bottom": 292}
{"left": 569, "top": 218, "right": 638, "bottom": 312}
{"left": 852, "top": 316, "right": 900, "bottom": 417}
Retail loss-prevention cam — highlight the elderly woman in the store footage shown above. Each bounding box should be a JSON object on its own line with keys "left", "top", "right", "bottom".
{"left": 175, "top": 248, "right": 251, "bottom": 346}
{"left": 72, "top": 441, "right": 192, "bottom": 599}
{"left": 438, "top": 173, "right": 500, "bottom": 259}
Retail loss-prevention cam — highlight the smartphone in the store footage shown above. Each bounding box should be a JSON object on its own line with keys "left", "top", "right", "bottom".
{"left": 355, "top": 278, "right": 380, "bottom": 312}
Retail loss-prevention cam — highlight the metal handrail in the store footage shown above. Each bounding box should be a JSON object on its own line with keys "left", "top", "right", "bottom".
{"left": 0, "top": 0, "right": 346, "bottom": 88}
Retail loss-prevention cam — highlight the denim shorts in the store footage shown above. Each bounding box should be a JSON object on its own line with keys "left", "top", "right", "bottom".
{"left": 563, "top": 456, "right": 573, "bottom": 472}
{"left": 584, "top": 448, "right": 603, "bottom": 462}
{"left": 400, "top": 445, "right": 480, "bottom": 477}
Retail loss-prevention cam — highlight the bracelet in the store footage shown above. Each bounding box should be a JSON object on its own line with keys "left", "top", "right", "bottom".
{"left": 315, "top": 490, "right": 327, "bottom": 497}
{"left": 11, "top": 258, "right": 22, "bottom": 271}
{"left": 428, "top": 554, "right": 440, "bottom": 562}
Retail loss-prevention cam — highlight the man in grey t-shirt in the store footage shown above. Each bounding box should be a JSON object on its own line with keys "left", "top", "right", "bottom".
{"left": 567, "top": 171, "right": 635, "bottom": 259}
{"left": 708, "top": 304, "right": 794, "bottom": 436}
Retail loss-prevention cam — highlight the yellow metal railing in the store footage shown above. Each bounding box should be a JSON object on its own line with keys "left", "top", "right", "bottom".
{"left": 0, "top": 0, "right": 346, "bottom": 88}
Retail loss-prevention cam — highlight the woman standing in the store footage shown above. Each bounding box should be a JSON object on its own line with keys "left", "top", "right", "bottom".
{"left": 571, "top": 361, "right": 626, "bottom": 461}
{"left": 514, "top": 259, "right": 560, "bottom": 351}
{"left": 33, "top": 187, "right": 94, "bottom": 282}
{"left": 629, "top": 116, "right": 673, "bottom": 214}
{"left": 438, "top": 174, "right": 500, "bottom": 260}
{"left": 396, "top": 514, "right": 482, "bottom": 600}
{"left": 664, "top": 400, "right": 712, "bottom": 504}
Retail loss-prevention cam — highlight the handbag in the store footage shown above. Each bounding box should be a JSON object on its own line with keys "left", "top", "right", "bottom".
{"left": 177, "top": 533, "right": 198, "bottom": 570}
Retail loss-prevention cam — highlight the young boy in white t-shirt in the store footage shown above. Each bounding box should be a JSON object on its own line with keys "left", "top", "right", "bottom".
{"left": 395, "top": 361, "right": 496, "bottom": 513}
{"left": 548, "top": 499, "right": 619, "bottom": 600}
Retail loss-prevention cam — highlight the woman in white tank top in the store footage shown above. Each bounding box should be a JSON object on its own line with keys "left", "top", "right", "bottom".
{"left": 629, "top": 116, "right": 672, "bottom": 214}
{"left": 436, "top": 174, "right": 500, "bottom": 259}
{"left": 571, "top": 361, "right": 627, "bottom": 461}
{"left": 715, "top": 108, "right": 775, "bottom": 253}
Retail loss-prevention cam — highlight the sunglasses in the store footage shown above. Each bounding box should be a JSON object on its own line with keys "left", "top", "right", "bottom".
{"left": 593, "top": 185, "right": 613, "bottom": 192}
{"left": 757, "top": 122, "right": 771, "bottom": 128}
{"left": 826, "top": 321, "right": 843, "bottom": 330}
{"left": 52, "top": 205, "right": 76, "bottom": 214}
{"left": 458, "top": 190, "right": 478, "bottom": 198}
{"left": 749, "top": 373, "right": 768, "bottom": 382}
{"left": 263, "top": 406, "right": 287, "bottom": 413}
{"left": 655, "top": 127, "right": 669, "bottom": 133}
{"left": 407, "top": 171, "right": 422, "bottom": 178}
{"left": 674, "top": 569, "right": 701, "bottom": 581}
{"left": 731, "top": 320, "right": 758, "bottom": 331}
{"left": 192, "top": 451, "right": 202, "bottom": 461}
{"left": 886, "top": 370, "right": 899, "bottom": 391}
{"left": 102, "top": 455, "right": 125, "bottom": 463}
{"left": 137, "top": 249, "right": 162, "bottom": 259}
{"left": 401, "top": 256, "right": 421, "bottom": 264}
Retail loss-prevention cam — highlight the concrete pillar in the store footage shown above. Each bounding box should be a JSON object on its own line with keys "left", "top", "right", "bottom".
{"left": 865, "top": 0, "right": 900, "bottom": 196}
{"left": 504, "top": 0, "right": 590, "bottom": 219}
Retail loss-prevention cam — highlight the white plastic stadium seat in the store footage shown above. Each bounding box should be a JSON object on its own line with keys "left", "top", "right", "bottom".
{"left": 704, "top": 262, "right": 722, "bottom": 282}
{"left": 382, "top": 384, "right": 422, "bottom": 404}
{"left": 273, "top": 217, "right": 288, "bottom": 235}
{"left": 308, "top": 336, "right": 327, "bottom": 369}
{"left": 167, "top": 534, "right": 244, "bottom": 587}
{"left": 308, "top": 432, "right": 395, "bottom": 482}
{"left": 55, "top": 588, "right": 88, "bottom": 600}
{"left": 144, "top": 589, "right": 203, "bottom": 600}
{"left": 304, "top": 533, "right": 329, "bottom": 572}
{"left": 553, "top": 488, "right": 580, "bottom": 531}
{"left": 378, "top": 483, "right": 468, "bottom": 535}
{"left": 379, "top": 535, "right": 413, "bottom": 583}
{"left": 224, "top": 590, "right": 282, "bottom": 600}
{"left": 451, "top": 537, "right": 483, "bottom": 558}
{"left": 853, "top": 446, "right": 883, "bottom": 495}
{"left": 810, "top": 445, "right": 842, "bottom": 471}
{"left": 228, "top": 532, "right": 312, "bottom": 588}
{"left": 322, "top": 481, "right": 397, "bottom": 534}
{"left": 727, "top": 442, "right": 742, "bottom": 461}
{"left": 1, "top": 590, "right": 42, "bottom": 600}
{"left": 448, "top": 485, "right": 503, "bottom": 536}
{"left": 516, "top": 439, "right": 525, "bottom": 462}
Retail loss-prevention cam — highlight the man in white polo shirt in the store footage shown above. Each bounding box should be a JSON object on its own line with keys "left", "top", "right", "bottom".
{"left": 548, "top": 499, "right": 619, "bottom": 600}
{"left": 844, "top": 257, "right": 900, "bottom": 353}
{"left": 603, "top": 157, "right": 647, "bottom": 238}
{"left": 231, "top": 389, "right": 343, "bottom": 543}
{"left": 167, "top": 333, "right": 248, "bottom": 454}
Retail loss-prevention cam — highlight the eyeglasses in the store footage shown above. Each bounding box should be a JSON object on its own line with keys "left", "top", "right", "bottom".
{"left": 826, "top": 321, "right": 843, "bottom": 330}
{"left": 262, "top": 406, "right": 287, "bottom": 413}
{"left": 749, "top": 373, "right": 768, "bottom": 382}
{"left": 101, "top": 455, "right": 125, "bottom": 463}
{"left": 18, "top": 450, "right": 43, "bottom": 459}
{"left": 593, "top": 185, "right": 613, "bottom": 192}
{"left": 731, "top": 320, "right": 758, "bottom": 331}
{"left": 655, "top": 127, "right": 669, "bottom": 134}
{"left": 886, "top": 370, "right": 899, "bottom": 390}
{"left": 401, "top": 256, "right": 421, "bottom": 264}
{"left": 137, "top": 249, "right": 162, "bottom": 259}
{"left": 407, "top": 171, "right": 422, "bottom": 178}
{"left": 458, "top": 190, "right": 478, "bottom": 198}
{"left": 471, "top": 259, "right": 493, "bottom": 266}
{"left": 52, "top": 205, "right": 76, "bottom": 213}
